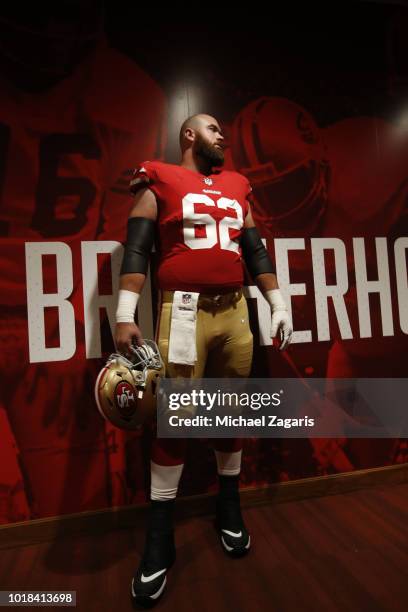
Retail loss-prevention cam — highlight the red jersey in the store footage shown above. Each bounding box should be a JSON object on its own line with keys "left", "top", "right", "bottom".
{"left": 130, "top": 161, "right": 252, "bottom": 292}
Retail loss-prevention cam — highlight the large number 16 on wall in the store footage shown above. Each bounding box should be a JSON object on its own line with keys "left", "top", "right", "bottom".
{"left": 182, "top": 193, "right": 243, "bottom": 253}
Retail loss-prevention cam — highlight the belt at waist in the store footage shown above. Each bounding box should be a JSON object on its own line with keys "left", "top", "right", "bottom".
{"left": 161, "top": 289, "right": 243, "bottom": 310}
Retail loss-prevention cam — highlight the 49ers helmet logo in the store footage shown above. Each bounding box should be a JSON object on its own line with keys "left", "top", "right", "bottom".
{"left": 115, "top": 381, "right": 137, "bottom": 419}
{"left": 94, "top": 340, "right": 165, "bottom": 430}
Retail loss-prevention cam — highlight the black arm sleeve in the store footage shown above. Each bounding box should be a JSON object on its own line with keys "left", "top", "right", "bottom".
{"left": 240, "top": 227, "right": 276, "bottom": 277}
{"left": 120, "top": 217, "right": 155, "bottom": 275}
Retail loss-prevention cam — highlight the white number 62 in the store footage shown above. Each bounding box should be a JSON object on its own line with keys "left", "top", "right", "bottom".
{"left": 182, "top": 193, "right": 243, "bottom": 253}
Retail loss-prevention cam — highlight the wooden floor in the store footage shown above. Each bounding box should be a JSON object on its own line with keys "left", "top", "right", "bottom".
{"left": 1, "top": 482, "right": 407, "bottom": 612}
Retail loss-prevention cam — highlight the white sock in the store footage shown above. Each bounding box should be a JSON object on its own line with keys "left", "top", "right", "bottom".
{"left": 214, "top": 450, "right": 242, "bottom": 476}
{"left": 150, "top": 460, "right": 184, "bottom": 501}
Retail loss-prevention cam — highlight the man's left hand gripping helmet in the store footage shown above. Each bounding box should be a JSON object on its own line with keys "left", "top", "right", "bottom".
{"left": 95, "top": 340, "right": 165, "bottom": 430}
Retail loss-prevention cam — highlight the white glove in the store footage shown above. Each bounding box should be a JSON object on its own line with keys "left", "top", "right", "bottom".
{"left": 265, "top": 289, "right": 293, "bottom": 351}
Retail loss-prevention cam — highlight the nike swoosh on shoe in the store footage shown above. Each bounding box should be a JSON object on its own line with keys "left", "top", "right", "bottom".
{"left": 141, "top": 568, "right": 167, "bottom": 583}
{"left": 222, "top": 529, "right": 242, "bottom": 538}
{"left": 131, "top": 576, "right": 167, "bottom": 601}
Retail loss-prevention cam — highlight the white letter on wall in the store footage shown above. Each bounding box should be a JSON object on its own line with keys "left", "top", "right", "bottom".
{"left": 25, "top": 242, "right": 75, "bottom": 363}
{"left": 81, "top": 241, "right": 154, "bottom": 358}
{"left": 353, "top": 237, "right": 393, "bottom": 338}
{"left": 311, "top": 238, "right": 352, "bottom": 341}
{"left": 395, "top": 237, "right": 408, "bottom": 334}
{"left": 275, "top": 238, "right": 311, "bottom": 344}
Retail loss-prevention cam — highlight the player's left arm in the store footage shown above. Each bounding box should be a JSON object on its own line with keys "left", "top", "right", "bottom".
{"left": 241, "top": 204, "right": 293, "bottom": 350}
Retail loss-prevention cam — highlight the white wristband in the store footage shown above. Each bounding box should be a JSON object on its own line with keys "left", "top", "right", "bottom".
{"left": 265, "top": 289, "right": 287, "bottom": 312}
{"left": 116, "top": 289, "right": 140, "bottom": 323}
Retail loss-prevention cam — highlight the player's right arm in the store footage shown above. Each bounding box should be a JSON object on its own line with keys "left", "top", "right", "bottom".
{"left": 114, "top": 187, "right": 157, "bottom": 354}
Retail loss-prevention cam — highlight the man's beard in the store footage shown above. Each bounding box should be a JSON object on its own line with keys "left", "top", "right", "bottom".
{"left": 194, "top": 134, "right": 224, "bottom": 166}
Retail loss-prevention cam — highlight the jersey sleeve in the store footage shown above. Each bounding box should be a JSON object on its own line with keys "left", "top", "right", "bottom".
{"left": 129, "top": 161, "right": 157, "bottom": 195}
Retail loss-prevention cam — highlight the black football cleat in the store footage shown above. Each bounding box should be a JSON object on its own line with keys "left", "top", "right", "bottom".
{"left": 131, "top": 529, "right": 175, "bottom": 607}
{"left": 215, "top": 477, "right": 251, "bottom": 557}
{"left": 131, "top": 500, "right": 176, "bottom": 607}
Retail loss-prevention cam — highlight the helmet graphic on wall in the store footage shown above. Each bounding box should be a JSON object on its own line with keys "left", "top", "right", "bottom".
{"left": 231, "top": 97, "right": 329, "bottom": 237}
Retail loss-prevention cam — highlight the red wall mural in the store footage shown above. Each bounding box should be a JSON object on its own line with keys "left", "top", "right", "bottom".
{"left": 0, "top": 3, "right": 407, "bottom": 524}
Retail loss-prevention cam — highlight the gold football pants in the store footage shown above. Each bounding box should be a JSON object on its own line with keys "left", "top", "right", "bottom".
{"left": 151, "top": 290, "right": 253, "bottom": 466}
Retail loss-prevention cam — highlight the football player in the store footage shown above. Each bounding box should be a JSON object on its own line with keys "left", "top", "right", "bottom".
{"left": 115, "top": 114, "right": 293, "bottom": 606}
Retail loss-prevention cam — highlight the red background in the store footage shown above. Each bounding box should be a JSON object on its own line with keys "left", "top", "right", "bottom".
{"left": 1, "top": 2, "right": 407, "bottom": 524}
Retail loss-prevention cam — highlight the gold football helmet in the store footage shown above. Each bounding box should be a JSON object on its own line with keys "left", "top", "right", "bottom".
{"left": 94, "top": 340, "right": 165, "bottom": 430}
